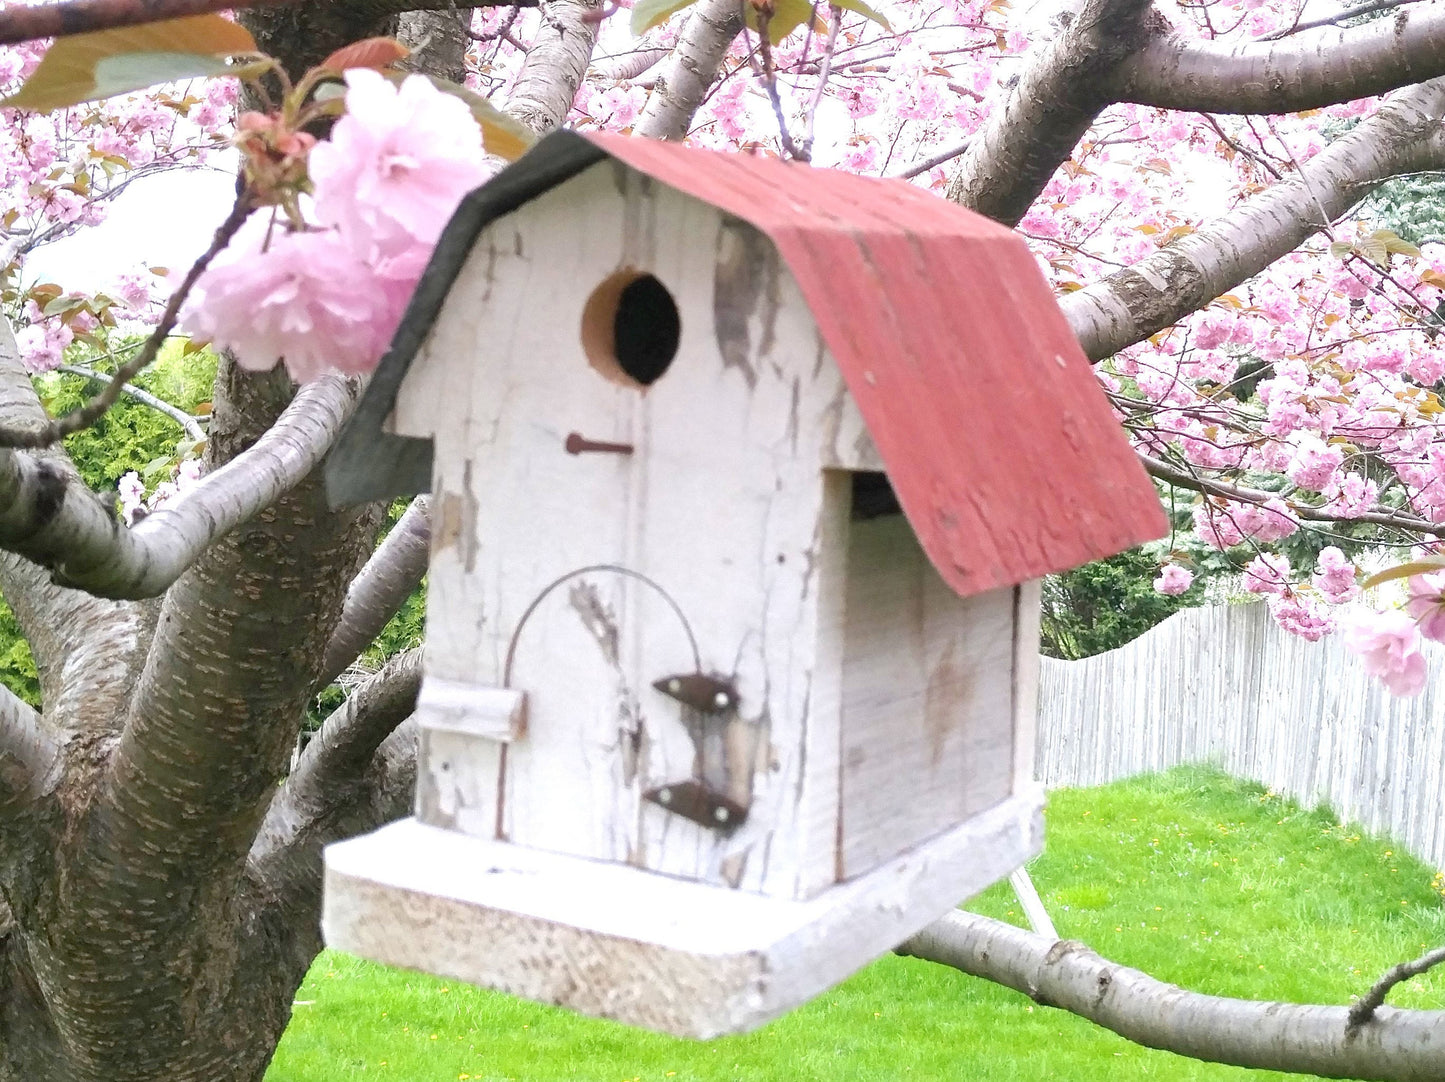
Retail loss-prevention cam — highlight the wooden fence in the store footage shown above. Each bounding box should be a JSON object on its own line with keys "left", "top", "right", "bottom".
{"left": 1036, "top": 602, "right": 1445, "bottom": 871}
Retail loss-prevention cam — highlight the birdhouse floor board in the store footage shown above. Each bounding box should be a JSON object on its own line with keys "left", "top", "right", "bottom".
{"left": 322, "top": 790, "right": 1043, "bottom": 1037}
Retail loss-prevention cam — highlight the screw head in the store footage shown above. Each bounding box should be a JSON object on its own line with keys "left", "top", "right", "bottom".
{"left": 658, "top": 788, "right": 672, "bottom": 804}
{"left": 714, "top": 805, "right": 729, "bottom": 823}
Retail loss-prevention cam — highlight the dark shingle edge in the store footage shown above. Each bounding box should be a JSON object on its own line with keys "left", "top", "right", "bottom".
{"left": 325, "top": 129, "right": 608, "bottom": 508}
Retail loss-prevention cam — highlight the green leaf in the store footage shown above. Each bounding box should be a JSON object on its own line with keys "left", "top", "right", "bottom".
{"left": 744, "top": 0, "right": 818, "bottom": 43}
{"left": 631, "top": 0, "right": 702, "bottom": 34}
{"left": 41, "top": 294, "right": 85, "bottom": 317}
{"left": 141, "top": 455, "right": 174, "bottom": 479}
{"left": 1, "top": 15, "right": 256, "bottom": 111}
{"left": 1328, "top": 240, "right": 1355, "bottom": 260}
{"left": 1362, "top": 556, "right": 1445, "bottom": 590}
{"left": 413, "top": 76, "right": 535, "bottom": 162}
{"left": 828, "top": 0, "right": 892, "bottom": 31}
{"left": 1357, "top": 237, "right": 1388, "bottom": 266}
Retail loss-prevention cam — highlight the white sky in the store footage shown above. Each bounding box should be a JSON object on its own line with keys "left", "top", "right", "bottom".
{"left": 25, "top": 156, "right": 238, "bottom": 292}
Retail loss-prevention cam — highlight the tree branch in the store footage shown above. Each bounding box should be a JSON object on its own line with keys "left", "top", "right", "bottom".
{"left": 1061, "top": 79, "right": 1445, "bottom": 362}
{"left": 0, "top": 684, "right": 58, "bottom": 822}
{"left": 246, "top": 652, "right": 420, "bottom": 921}
{"left": 1137, "top": 453, "right": 1445, "bottom": 536}
{"left": 0, "top": 322, "right": 152, "bottom": 715}
{"left": 317, "top": 496, "right": 429, "bottom": 690}
{"left": 900, "top": 911, "right": 1445, "bottom": 1082}
{"left": 1263, "top": 0, "right": 1430, "bottom": 39}
{"left": 505, "top": 0, "right": 604, "bottom": 134}
{"left": 944, "top": 0, "right": 1161, "bottom": 226}
{"left": 0, "top": 0, "right": 531, "bottom": 48}
{"left": 634, "top": 0, "right": 744, "bottom": 141}
{"left": 591, "top": 45, "right": 671, "bottom": 82}
{"left": 1110, "top": 1, "right": 1445, "bottom": 114}
{"left": 1349, "top": 944, "right": 1445, "bottom": 1031}
{"left": 0, "top": 374, "right": 359, "bottom": 600}
{"left": 58, "top": 365, "right": 205, "bottom": 442}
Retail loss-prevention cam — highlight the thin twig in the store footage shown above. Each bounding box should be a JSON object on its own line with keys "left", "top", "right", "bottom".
{"left": 1262, "top": 0, "right": 1430, "bottom": 40}
{"left": 0, "top": 195, "right": 253, "bottom": 450}
{"left": 1348, "top": 944, "right": 1445, "bottom": 1031}
{"left": 57, "top": 365, "right": 207, "bottom": 441}
{"left": 1139, "top": 452, "right": 1445, "bottom": 536}
{"left": 469, "top": 5, "right": 522, "bottom": 40}
{"left": 895, "top": 139, "right": 973, "bottom": 178}
{"left": 798, "top": 5, "right": 841, "bottom": 162}
{"left": 1200, "top": 113, "right": 1283, "bottom": 181}
{"left": 748, "top": 8, "right": 805, "bottom": 161}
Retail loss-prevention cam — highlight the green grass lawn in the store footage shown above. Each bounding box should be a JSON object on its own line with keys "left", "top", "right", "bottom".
{"left": 267, "top": 767, "right": 1445, "bottom": 1081}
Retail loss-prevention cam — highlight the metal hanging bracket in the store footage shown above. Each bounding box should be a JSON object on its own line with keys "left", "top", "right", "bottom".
{"left": 644, "top": 672, "right": 749, "bottom": 831}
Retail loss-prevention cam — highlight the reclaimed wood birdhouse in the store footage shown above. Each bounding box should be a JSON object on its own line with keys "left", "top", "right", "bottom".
{"left": 321, "top": 130, "right": 1166, "bottom": 1037}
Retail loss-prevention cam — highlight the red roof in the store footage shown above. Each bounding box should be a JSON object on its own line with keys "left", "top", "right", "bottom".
{"left": 585, "top": 133, "right": 1166, "bottom": 597}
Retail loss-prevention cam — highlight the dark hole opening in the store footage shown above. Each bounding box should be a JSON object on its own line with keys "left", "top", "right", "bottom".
{"left": 613, "top": 274, "right": 681, "bottom": 386}
{"left": 851, "top": 471, "right": 902, "bottom": 520}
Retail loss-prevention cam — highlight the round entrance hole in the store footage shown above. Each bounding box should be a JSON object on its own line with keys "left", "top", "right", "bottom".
{"left": 581, "top": 270, "right": 681, "bottom": 388}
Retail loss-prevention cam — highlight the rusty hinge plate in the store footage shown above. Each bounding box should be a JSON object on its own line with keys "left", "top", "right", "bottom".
{"left": 643, "top": 780, "right": 747, "bottom": 832}
{"left": 652, "top": 673, "right": 738, "bottom": 714}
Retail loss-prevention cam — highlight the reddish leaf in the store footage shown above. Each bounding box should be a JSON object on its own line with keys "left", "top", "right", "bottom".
{"left": 321, "top": 37, "right": 410, "bottom": 73}
{"left": 1, "top": 15, "right": 255, "bottom": 111}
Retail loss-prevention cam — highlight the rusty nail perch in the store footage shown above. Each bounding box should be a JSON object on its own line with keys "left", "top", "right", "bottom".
{"left": 565, "top": 432, "right": 634, "bottom": 456}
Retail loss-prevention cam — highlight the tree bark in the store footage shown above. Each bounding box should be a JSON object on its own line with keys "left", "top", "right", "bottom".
{"left": 635, "top": 0, "right": 744, "bottom": 141}
{"left": 317, "top": 497, "right": 429, "bottom": 689}
{"left": 0, "top": 0, "right": 529, "bottom": 49}
{"left": 901, "top": 911, "right": 1445, "bottom": 1082}
{"left": 945, "top": 0, "right": 1162, "bottom": 226}
{"left": 0, "top": 373, "right": 359, "bottom": 600}
{"left": 1110, "top": 2, "right": 1445, "bottom": 113}
{"left": 506, "top": 0, "right": 604, "bottom": 134}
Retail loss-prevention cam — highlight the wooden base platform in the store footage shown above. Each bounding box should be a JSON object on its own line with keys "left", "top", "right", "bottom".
{"left": 322, "top": 788, "right": 1042, "bottom": 1038}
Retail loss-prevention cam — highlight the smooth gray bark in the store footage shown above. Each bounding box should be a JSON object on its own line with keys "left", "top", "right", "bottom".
{"left": 317, "top": 496, "right": 429, "bottom": 689}
{"left": 635, "top": 0, "right": 744, "bottom": 141}
{"left": 901, "top": 911, "right": 1445, "bottom": 1082}
{"left": 506, "top": 0, "right": 604, "bottom": 133}
{"left": 0, "top": 373, "right": 359, "bottom": 599}
{"left": 1111, "top": 1, "right": 1445, "bottom": 113}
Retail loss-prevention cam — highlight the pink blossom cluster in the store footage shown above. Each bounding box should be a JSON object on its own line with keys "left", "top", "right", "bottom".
{"left": 1268, "top": 594, "right": 1334, "bottom": 643}
{"left": 1310, "top": 547, "right": 1359, "bottom": 603}
{"left": 1242, "top": 553, "right": 1291, "bottom": 596}
{"left": 117, "top": 458, "right": 204, "bottom": 526}
{"left": 1344, "top": 610, "right": 1428, "bottom": 697}
{"left": 1153, "top": 563, "right": 1193, "bottom": 595}
{"left": 1343, "top": 572, "right": 1445, "bottom": 696}
{"left": 1, "top": 40, "right": 238, "bottom": 371}
{"left": 180, "top": 71, "right": 490, "bottom": 382}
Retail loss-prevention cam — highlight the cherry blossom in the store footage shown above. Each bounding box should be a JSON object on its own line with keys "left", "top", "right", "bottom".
{"left": 1153, "top": 564, "right": 1194, "bottom": 596}
{"left": 180, "top": 215, "right": 406, "bottom": 380}
{"left": 1342, "top": 611, "right": 1428, "bottom": 697}
{"left": 1405, "top": 572, "right": 1445, "bottom": 644}
{"left": 1267, "top": 594, "right": 1335, "bottom": 643}
{"left": 310, "top": 70, "right": 489, "bottom": 257}
{"left": 1310, "top": 547, "right": 1360, "bottom": 604}
{"left": 1242, "top": 553, "right": 1291, "bottom": 597}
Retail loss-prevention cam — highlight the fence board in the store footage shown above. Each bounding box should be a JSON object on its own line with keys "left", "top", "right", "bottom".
{"left": 1038, "top": 602, "right": 1445, "bottom": 871}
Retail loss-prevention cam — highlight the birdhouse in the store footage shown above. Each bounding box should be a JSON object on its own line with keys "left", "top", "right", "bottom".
{"left": 321, "top": 130, "right": 1166, "bottom": 1038}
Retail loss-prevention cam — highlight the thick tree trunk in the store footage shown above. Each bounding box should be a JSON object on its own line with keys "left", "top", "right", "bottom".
{"left": 0, "top": 5, "right": 398, "bottom": 1081}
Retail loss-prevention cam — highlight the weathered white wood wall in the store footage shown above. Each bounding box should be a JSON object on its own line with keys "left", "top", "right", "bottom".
{"left": 1037, "top": 602, "right": 1445, "bottom": 871}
